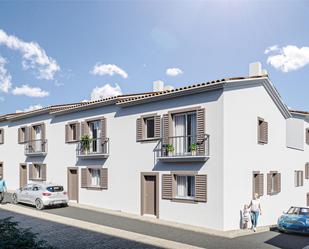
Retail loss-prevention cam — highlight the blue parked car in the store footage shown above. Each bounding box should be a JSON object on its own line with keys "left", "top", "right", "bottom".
{"left": 278, "top": 206, "right": 309, "bottom": 234}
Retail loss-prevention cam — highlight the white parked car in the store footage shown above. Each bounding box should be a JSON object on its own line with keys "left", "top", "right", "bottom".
{"left": 12, "top": 183, "right": 69, "bottom": 210}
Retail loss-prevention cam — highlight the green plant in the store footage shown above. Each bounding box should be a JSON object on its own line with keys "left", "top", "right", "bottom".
{"left": 80, "top": 135, "right": 92, "bottom": 152}
{"left": 190, "top": 143, "right": 197, "bottom": 151}
{"left": 166, "top": 144, "right": 174, "bottom": 152}
{"left": 0, "top": 217, "right": 56, "bottom": 249}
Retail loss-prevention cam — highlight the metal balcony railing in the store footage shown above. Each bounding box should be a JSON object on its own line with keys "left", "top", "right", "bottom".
{"left": 76, "top": 137, "right": 109, "bottom": 158}
{"left": 155, "top": 134, "right": 209, "bottom": 161}
{"left": 25, "top": 139, "right": 48, "bottom": 155}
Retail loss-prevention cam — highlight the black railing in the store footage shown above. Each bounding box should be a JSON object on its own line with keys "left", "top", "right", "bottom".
{"left": 77, "top": 137, "right": 109, "bottom": 156}
{"left": 155, "top": 134, "right": 209, "bottom": 158}
{"left": 25, "top": 139, "right": 48, "bottom": 155}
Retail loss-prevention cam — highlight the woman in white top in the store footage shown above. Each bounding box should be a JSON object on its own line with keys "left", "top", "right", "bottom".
{"left": 248, "top": 193, "right": 262, "bottom": 232}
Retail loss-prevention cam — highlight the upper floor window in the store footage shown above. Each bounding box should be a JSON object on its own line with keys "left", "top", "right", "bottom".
{"left": 258, "top": 117, "right": 268, "bottom": 144}
{"left": 65, "top": 122, "right": 80, "bottom": 143}
{"left": 306, "top": 128, "right": 309, "bottom": 145}
{"left": 0, "top": 128, "right": 3, "bottom": 144}
{"left": 18, "top": 127, "right": 28, "bottom": 144}
{"left": 136, "top": 114, "right": 160, "bottom": 141}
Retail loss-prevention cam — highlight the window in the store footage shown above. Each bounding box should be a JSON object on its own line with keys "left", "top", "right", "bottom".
{"left": 34, "top": 164, "right": 43, "bottom": 179}
{"left": 71, "top": 124, "right": 77, "bottom": 141}
{"left": 267, "top": 172, "right": 281, "bottom": 195}
{"left": 18, "top": 127, "right": 28, "bottom": 144}
{"left": 176, "top": 175, "right": 195, "bottom": 199}
{"left": 90, "top": 169, "right": 100, "bottom": 187}
{"left": 306, "top": 128, "right": 309, "bottom": 145}
{"left": 295, "top": 170, "right": 303, "bottom": 187}
{"left": 306, "top": 163, "right": 309, "bottom": 180}
{"left": 253, "top": 172, "right": 264, "bottom": 197}
{"left": 0, "top": 128, "right": 4, "bottom": 144}
{"left": 258, "top": 118, "right": 268, "bottom": 144}
{"left": 65, "top": 122, "right": 80, "bottom": 143}
{"left": 145, "top": 117, "right": 155, "bottom": 138}
{"left": 30, "top": 164, "right": 46, "bottom": 181}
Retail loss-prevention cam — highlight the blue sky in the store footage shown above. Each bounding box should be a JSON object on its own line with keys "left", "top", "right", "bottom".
{"left": 0, "top": 1, "right": 308, "bottom": 115}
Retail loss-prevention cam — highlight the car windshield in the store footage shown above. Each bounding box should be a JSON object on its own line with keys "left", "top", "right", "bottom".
{"left": 46, "top": 186, "right": 64, "bottom": 192}
{"left": 287, "top": 207, "right": 309, "bottom": 216}
{"left": 287, "top": 207, "right": 299, "bottom": 214}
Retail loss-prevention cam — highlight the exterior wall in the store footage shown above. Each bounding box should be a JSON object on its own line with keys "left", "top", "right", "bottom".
{"left": 286, "top": 117, "right": 304, "bottom": 150}
{"left": 222, "top": 84, "right": 309, "bottom": 231}
{"left": 0, "top": 89, "right": 225, "bottom": 230}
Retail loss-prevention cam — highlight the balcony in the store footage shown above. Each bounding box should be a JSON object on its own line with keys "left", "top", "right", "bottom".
{"left": 77, "top": 137, "right": 109, "bottom": 159}
{"left": 155, "top": 134, "right": 209, "bottom": 162}
{"left": 25, "top": 139, "right": 48, "bottom": 156}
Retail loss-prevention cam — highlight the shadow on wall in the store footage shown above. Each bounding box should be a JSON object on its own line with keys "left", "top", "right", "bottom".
{"left": 265, "top": 228, "right": 309, "bottom": 249}
{"left": 152, "top": 161, "right": 204, "bottom": 172}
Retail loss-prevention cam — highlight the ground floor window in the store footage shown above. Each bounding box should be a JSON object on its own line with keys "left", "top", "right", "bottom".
{"left": 176, "top": 175, "right": 195, "bottom": 199}
{"left": 90, "top": 169, "right": 100, "bottom": 187}
{"left": 34, "top": 164, "right": 42, "bottom": 179}
{"left": 295, "top": 170, "right": 303, "bottom": 187}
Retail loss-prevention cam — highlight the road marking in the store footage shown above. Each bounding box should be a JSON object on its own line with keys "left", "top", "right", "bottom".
{"left": 0, "top": 204, "right": 205, "bottom": 249}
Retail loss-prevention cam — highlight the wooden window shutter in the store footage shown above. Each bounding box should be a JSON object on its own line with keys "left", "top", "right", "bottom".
{"left": 81, "top": 168, "right": 88, "bottom": 188}
{"left": 275, "top": 173, "right": 281, "bottom": 193}
{"left": 41, "top": 164, "right": 47, "bottom": 181}
{"left": 41, "top": 123, "right": 46, "bottom": 141}
{"left": 76, "top": 122, "right": 81, "bottom": 141}
{"left": 258, "top": 174, "right": 264, "bottom": 196}
{"left": 307, "top": 193, "right": 309, "bottom": 207}
{"left": 0, "top": 163, "right": 3, "bottom": 178}
{"left": 65, "top": 124, "right": 70, "bottom": 143}
{"left": 24, "top": 127, "right": 30, "bottom": 142}
{"left": 136, "top": 118, "right": 143, "bottom": 141}
{"left": 162, "top": 174, "right": 173, "bottom": 199}
{"left": 100, "top": 118, "right": 107, "bottom": 153}
{"left": 81, "top": 121, "right": 89, "bottom": 136}
{"left": 306, "top": 129, "right": 309, "bottom": 145}
{"left": 18, "top": 128, "right": 22, "bottom": 144}
{"left": 162, "top": 114, "right": 170, "bottom": 144}
{"left": 154, "top": 115, "right": 161, "bottom": 139}
{"left": 29, "top": 164, "right": 34, "bottom": 180}
{"left": 100, "top": 168, "right": 108, "bottom": 189}
{"left": 301, "top": 171, "right": 304, "bottom": 186}
{"left": 0, "top": 129, "right": 3, "bottom": 144}
{"left": 267, "top": 173, "right": 272, "bottom": 195}
{"left": 195, "top": 174, "right": 207, "bottom": 202}
{"left": 305, "top": 163, "right": 309, "bottom": 180}
{"left": 197, "top": 108, "right": 206, "bottom": 155}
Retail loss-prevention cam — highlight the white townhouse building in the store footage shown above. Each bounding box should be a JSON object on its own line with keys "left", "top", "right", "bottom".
{"left": 0, "top": 64, "right": 308, "bottom": 231}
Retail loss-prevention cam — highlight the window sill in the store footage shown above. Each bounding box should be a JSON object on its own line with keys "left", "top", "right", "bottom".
{"left": 85, "top": 186, "right": 105, "bottom": 190}
{"left": 138, "top": 137, "right": 160, "bottom": 143}
{"left": 30, "top": 179, "right": 44, "bottom": 181}
{"left": 172, "top": 197, "right": 197, "bottom": 204}
{"left": 66, "top": 140, "right": 78, "bottom": 144}
{"left": 258, "top": 141, "right": 268, "bottom": 145}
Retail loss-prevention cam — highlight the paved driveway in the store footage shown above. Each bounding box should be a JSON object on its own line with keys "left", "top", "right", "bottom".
{"left": 1, "top": 193, "right": 309, "bottom": 249}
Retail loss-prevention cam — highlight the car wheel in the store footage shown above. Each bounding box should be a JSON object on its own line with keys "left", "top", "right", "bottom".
{"left": 35, "top": 199, "right": 44, "bottom": 210}
{"left": 12, "top": 194, "right": 18, "bottom": 204}
{"left": 61, "top": 203, "right": 68, "bottom": 208}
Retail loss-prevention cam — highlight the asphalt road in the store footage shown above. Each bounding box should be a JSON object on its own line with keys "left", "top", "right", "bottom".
{"left": 1, "top": 193, "right": 309, "bottom": 249}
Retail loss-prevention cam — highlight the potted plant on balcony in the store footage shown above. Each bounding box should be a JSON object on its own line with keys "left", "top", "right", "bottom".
{"left": 190, "top": 143, "right": 197, "bottom": 156}
{"left": 80, "top": 135, "right": 92, "bottom": 155}
{"left": 166, "top": 144, "right": 174, "bottom": 157}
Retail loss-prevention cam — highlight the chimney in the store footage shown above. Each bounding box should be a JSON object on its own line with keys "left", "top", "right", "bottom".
{"left": 249, "top": 62, "right": 262, "bottom": 77}
{"left": 153, "top": 80, "right": 164, "bottom": 92}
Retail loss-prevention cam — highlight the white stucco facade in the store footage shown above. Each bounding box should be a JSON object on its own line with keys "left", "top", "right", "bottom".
{"left": 0, "top": 77, "right": 308, "bottom": 231}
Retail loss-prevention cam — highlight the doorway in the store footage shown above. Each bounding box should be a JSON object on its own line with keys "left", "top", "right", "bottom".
{"left": 19, "top": 164, "right": 27, "bottom": 188}
{"left": 141, "top": 173, "right": 159, "bottom": 218}
{"left": 67, "top": 168, "right": 78, "bottom": 202}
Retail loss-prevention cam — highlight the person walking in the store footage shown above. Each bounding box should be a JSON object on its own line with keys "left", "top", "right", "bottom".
{"left": 248, "top": 193, "right": 262, "bottom": 232}
{"left": 0, "top": 175, "right": 7, "bottom": 204}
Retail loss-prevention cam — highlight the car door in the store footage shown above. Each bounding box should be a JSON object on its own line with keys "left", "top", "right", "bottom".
{"left": 19, "top": 185, "right": 31, "bottom": 203}
{"left": 28, "top": 185, "right": 40, "bottom": 205}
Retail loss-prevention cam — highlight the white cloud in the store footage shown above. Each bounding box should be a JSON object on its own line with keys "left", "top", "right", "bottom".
{"left": 166, "top": 67, "right": 183, "bottom": 76}
{"left": 0, "top": 56, "right": 12, "bottom": 93}
{"left": 265, "top": 45, "right": 309, "bottom": 72}
{"left": 16, "top": 104, "right": 43, "bottom": 113}
{"left": 90, "top": 83, "right": 122, "bottom": 101}
{"left": 12, "top": 85, "right": 49, "bottom": 98}
{"left": 90, "top": 64, "right": 128, "bottom": 78}
{"left": 0, "top": 29, "right": 60, "bottom": 80}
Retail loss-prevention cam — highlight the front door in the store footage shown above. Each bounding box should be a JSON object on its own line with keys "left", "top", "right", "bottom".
{"left": 19, "top": 164, "right": 27, "bottom": 188}
{"left": 141, "top": 173, "right": 158, "bottom": 217}
{"left": 68, "top": 168, "right": 78, "bottom": 201}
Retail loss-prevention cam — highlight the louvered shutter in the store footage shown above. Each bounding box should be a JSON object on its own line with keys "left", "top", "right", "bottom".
{"left": 307, "top": 193, "right": 309, "bottom": 207}
{"left": 0, "top": 164, "right": 3, "bottom": 178}
{"left": 76, "top": 122, "right": 81, "bottom": 141}
{"left": 0, "top": 129, "right": 3, "bottom": 144}
{"left": 197, "top": 108, "right": 205, "bottom": 155}
{"left": 41, "top": 164, "right": 47, "bottom": 181}
{"left": 305, "top": 163, "right": 309, "bottom": 180}
{"left": 195, "top": 174, "right": 207, "bottom": 202}
{"left": 65, "top": 124, "right": 70, "bottom": 143}
{"left": 100, "top": 118, "right": 107, "bottom": 153}
{"left": 18, "top": 128, "right": 22, "bottom": 144}
{"left": 301, "top": 171, "right": 304, "bottom": 186}
{"left": 136, "top": 118, "right": 143, "bottom": 141}
{"left": 275, "top": 173, "right": 281, "bottom": 193}
{"left": 306, "top": 129, "right": 309, "bottom": 145}
{"left": 154, "top": 115, "right": 161, "bottom": 139}
{"left": 267, "top": 173, "right": 272, "bottom": 195}
{"left": 24, "top": 127, "right": 29, "bottom": 142}
{"left": 162, "top": 174, "right": 173, "bottom": 199}
{"left": 41, "top": 123, "right": 46, "bottom": 141}
{"left": 258, "top": 174, "right": 264, "bottom": 196}
{"left": 81, "top": 168, "right": 88, "bottom": 188}
{"left": 162, "top": 114, "right": 170, "bottom": 145}
{"left": 100, "top": 168, "right": 108, "bottom": 189}
{"left": 81, "top": 121, "right": 89, "bottom": 136}
{"left": 29, "top": 164, "right": 34, "bottom": 180}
